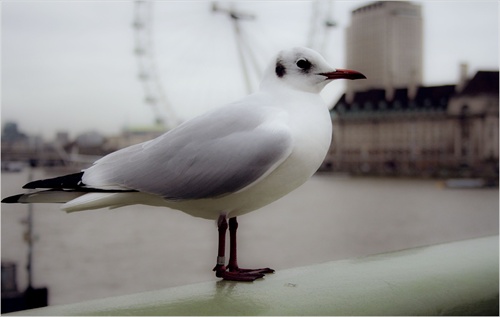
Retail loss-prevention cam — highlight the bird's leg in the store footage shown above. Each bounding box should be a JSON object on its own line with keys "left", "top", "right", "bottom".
{"left": 227, "top": 217, "right": 240, "bottom": 271}
{"left": 212, "top": 214, "right": 257, "bottom": 281}
{"left": 213, "top": 215, "right": 273, "bottom": 282}
{"left": 212, "top": 214, "right": 228, "bottom": 278}
{"left": 227, "top": 217, "right": 274, "bottom": 275}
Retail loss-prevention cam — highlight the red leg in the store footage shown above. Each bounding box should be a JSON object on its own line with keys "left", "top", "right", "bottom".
{"left": 227, "top": 217, "right": 239, "bottom": 271}
{"left": 212, "top": 214, "right": 228, "bottom": 278}
{"left": 213, "top": 215, "right": 274, "bottom": 282}
{"left": 228, "top": 217, "right": 274, "bottom": 275}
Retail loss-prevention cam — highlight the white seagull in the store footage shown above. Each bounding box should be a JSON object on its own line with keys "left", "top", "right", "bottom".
{"left": 3, "top": 47, "right": 365, "bottom": 281}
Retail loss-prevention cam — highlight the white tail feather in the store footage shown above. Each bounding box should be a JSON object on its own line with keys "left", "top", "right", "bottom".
{"left": 62, "top": 193, "right": 129, "bottom": 212}
{"left": 18, "top": 191, "right": 85, "bottom": 204}
{"left": 61, "top": 192, "right": 167, "bottom": 213}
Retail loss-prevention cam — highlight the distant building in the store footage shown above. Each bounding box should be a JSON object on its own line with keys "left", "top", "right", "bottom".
{"left": 324, "top": 71, "right": 499, "bottom": 178}
{"left": 345, "top": 1, "right": 423, "bottom": 101}
{"left": 325, "top": 1, "right": 498, "bottom": 179}
{"left": 448, "top": 71, "right": 499, "bottom": 172}
{"left": 104, "top": 124, "right": 166, "bottom": 152}
{"left": 1, "top": 122, "right": 27, "bottom": 143}
{"left": 54, "top": 131, "right": 70, "bottom": 146}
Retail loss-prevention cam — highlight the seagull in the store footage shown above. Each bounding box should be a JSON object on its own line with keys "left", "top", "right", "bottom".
{"left": 2, "top": 47, "right": 365, "bottom": 281}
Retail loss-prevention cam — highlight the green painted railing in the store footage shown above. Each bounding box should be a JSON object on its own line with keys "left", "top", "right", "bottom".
{"left": 8, "top": 235, "right": 498, "bottom": 316}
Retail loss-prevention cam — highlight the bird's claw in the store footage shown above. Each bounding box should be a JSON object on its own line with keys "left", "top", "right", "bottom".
{"left": 221, "top": 270, "right": 265, "bottom": 282}
{"left": 214, "top": 265, "right": 274, "bottom": 281}
{"left": 230, "top": 267, "right": 275, "bottom": 274}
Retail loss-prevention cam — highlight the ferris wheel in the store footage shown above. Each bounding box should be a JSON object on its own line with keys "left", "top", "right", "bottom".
{"left": 307, "top": 0, "right": 338, "bottom": 58}
{"left": 132, "top": 1, "right": 179, "bottom": 130}
{"left": 131, "top": 1, "right": 336, "bottom": 129}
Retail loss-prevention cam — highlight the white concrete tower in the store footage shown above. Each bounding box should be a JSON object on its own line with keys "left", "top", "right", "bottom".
{"left": 345, "top": 1, "right": 423, "bottom": 101}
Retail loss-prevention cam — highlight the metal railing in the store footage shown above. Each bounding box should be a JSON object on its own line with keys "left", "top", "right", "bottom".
{"left": 7, "top": 235, "right": 498, "bottom": 316}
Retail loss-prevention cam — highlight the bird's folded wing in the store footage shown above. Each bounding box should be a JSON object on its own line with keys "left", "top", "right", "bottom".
{"left": 82, "top": 105, "right": 293, "bottom": 200}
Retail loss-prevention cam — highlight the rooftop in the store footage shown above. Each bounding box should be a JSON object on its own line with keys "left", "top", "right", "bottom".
{"left": 458, "top": 71, "right": 499, "bottom": 96}
{"left": 332, "top": 70, "right": 499, "bottom": 116}
{"left": 333, "top": 85, "right": 456, "bottom": 115}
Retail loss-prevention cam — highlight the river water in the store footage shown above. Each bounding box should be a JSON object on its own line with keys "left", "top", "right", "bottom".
{"left": 1, "top": 168, "right": 498, "bottom": 306}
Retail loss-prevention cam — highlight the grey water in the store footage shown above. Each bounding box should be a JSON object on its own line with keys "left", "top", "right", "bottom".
{"left": 1, "top": 168, "right": 498, "bottom": 306}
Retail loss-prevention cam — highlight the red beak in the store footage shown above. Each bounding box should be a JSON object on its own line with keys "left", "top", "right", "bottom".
{"left": 320, "top": 68, "right": 366, "bottom": 80}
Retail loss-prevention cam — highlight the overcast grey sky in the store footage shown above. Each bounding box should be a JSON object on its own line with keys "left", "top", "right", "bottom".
{"left": 2, "top": 1, "right": 498, "bottom": 139}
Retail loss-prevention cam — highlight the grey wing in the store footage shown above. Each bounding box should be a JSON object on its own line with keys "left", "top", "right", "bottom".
{"left": 82, "top": 105, "right": 293, "bottom": 200}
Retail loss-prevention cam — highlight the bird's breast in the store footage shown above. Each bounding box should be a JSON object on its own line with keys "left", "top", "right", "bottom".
{"left": 226, "top": 95, "right": 332, "bottom": 216}
{"left": 285, "top": 96, "right": 332, "bottom": 177}
{"left": 158, "top": 94, "right": 333, "bottom": 219}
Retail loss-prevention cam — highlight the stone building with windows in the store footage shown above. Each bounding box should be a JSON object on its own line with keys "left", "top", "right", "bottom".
{"left": 322, "top": 71, "right": 499, "bottom": 179}
{"left": 448, "top": 71, "right": 499, "bottom": 175}
{"left": 322, "top": 1, "right": 498, "bottom": 179}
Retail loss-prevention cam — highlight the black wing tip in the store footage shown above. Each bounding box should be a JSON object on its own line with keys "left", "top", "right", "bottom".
{"left": 2, "top": 194, "right": 24, "bottom": 204}
{"left": 23, "top": 180, "right": 43, "bottom": 189}
{"left": 22, "top": 171, "right": 85, "bottom": 189}
{"left": 22, "top": 180, "right": 46, "bottom": 189}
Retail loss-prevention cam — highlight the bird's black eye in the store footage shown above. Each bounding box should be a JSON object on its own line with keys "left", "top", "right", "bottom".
{"left": 296, "top": 58, "right": 312, "bottom": 70}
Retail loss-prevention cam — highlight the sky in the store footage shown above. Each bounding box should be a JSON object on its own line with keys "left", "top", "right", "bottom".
{"left": 1, "top": 1, "right": 499, "bottom": 139}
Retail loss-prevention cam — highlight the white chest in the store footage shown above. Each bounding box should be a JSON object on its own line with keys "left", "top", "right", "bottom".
{"left": 160, "top": 92, "right": 333, "bottom": 219}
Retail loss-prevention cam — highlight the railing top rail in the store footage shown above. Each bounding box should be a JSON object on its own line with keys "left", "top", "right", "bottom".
{"left": 8, "top": 235, "right": 499, "bottom": 316}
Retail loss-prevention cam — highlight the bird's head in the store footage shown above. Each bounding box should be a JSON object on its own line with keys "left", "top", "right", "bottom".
{"left": 262, "top": 47, "right": 366, "bottom": 94}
